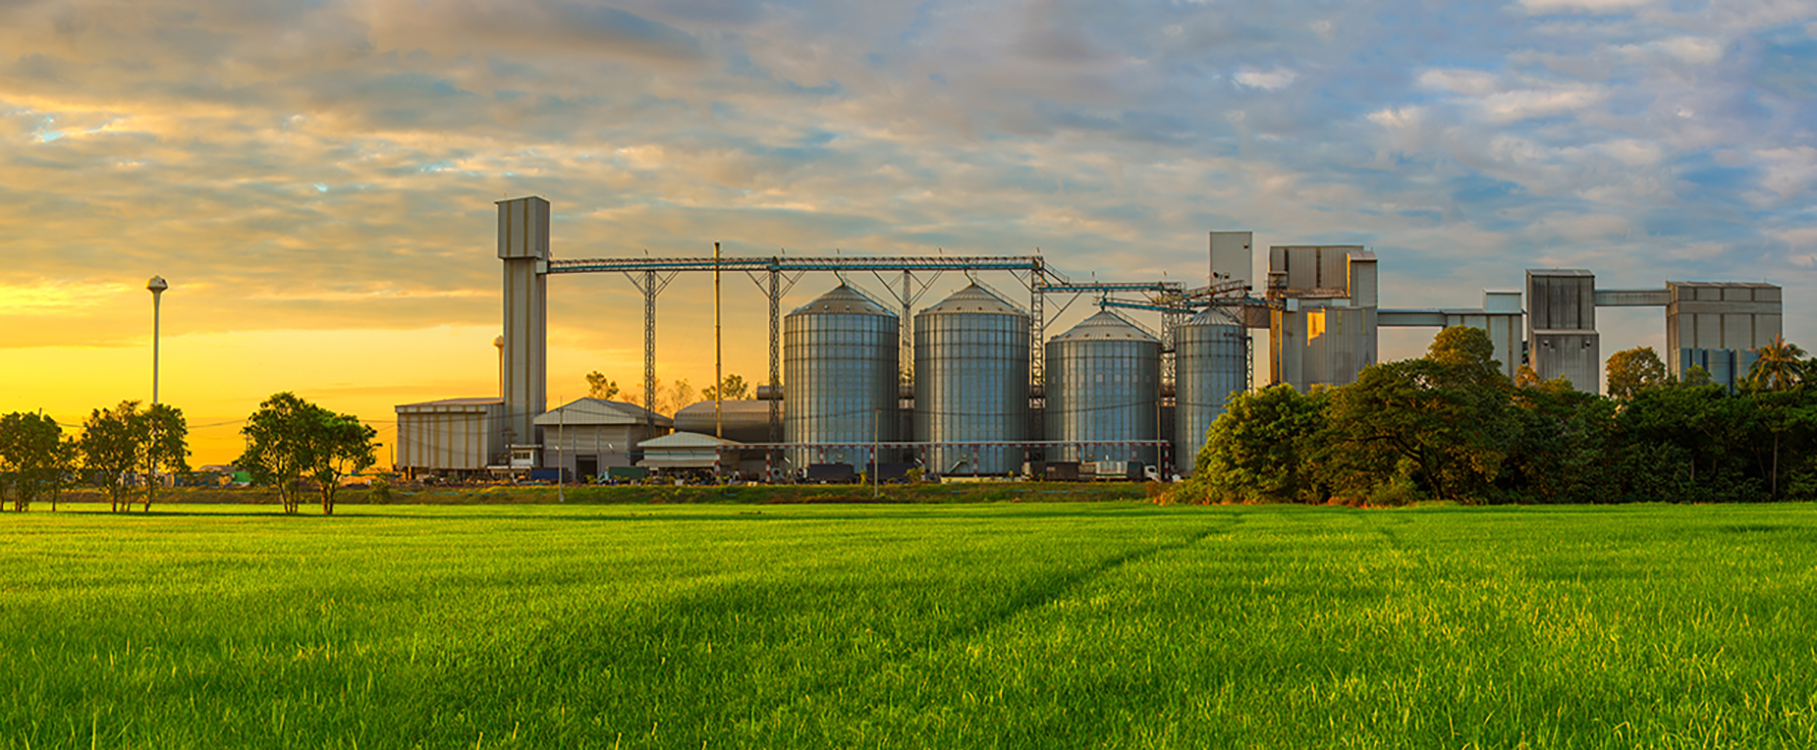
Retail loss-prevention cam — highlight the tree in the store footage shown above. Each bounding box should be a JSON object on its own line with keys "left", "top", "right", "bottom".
{"left": 0, "top": 412, "right": 68, "bottom": 512}
{"left": 47, "top": 436, "right": 76, "bottom": 512}
{"left": 1, "top": 412, "right": 77, "bottom": 512}
{"left": 1190, "top": 384, "right": 1328, "bottom": 503}
{"left": 306, "top": 410, "right": 377, "bottom": 515}
{"left": 238, "top": 392, "right": 317, "bottom": 514}
{"left": 1606, "top": 346, "right": 1668, "bottom": 401}
{"left": 657, "top": 378, "right": 696, "bottom": 415}
{"left": 1747, "top": 336, "right": 1806, "bottom": 393}
{"left": 79, "top": 401, "right": 147, "bottom": 512}
{"left": 1505, "top": 378, "right": 1619, "bottom": 503}
{"left": 142, "top": 403, "right": 190, "bottom": 512}
{"left": 1319, "top": 327, "right": 1516, "bottom": 504}
{"left": 701, "top": 374, "right": 750, "bottom": 401}
{"left": 585, "top": 371, "right": 620, "bottom": 400}
{"left": 240, "top": 393, "right": 377, "bottom": 515}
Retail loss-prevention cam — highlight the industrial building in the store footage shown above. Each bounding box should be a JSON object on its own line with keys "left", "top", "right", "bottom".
{"left": 390, "top": 195, "right": 1787, "bottom": 482}
{"left": 535, "top": 399, "right": 671, "bottom": 481}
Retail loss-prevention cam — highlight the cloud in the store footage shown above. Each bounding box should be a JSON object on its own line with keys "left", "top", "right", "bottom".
{"left": 1519, "top": 0, "right": 1660, "bottom": 15}
{"left": 1233, "top": 68, "right": 1297, "bottom": 90}
{"left": 2, "top": 0, "right": 1815, "bottom": 460}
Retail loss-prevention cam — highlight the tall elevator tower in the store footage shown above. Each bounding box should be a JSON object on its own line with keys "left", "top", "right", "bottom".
{"left": 498, "top": 196, "right": 549, "bottom": 451}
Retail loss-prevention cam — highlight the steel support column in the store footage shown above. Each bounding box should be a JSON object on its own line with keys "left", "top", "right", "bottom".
{"left": 623, "top": 269, "right": 676, "bottom": 428}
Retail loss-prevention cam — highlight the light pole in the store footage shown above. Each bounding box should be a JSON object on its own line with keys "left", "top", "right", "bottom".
{"left": 147, "top": 276, "right": 167, "bottom": 501}
{"left": 148, "top": 276, "right": 168, "bottom": 404}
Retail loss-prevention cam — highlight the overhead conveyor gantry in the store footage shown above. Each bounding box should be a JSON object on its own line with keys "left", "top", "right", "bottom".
{"left": 499, "top": 196, "right": 1251, "bottom": 456}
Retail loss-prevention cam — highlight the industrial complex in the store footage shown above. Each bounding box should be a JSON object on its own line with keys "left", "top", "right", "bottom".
{"left": 395, "top": 196, "right": 1786, "bottom": 483}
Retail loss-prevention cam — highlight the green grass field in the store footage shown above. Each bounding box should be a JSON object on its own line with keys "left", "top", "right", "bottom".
{"left": 5, "top": 502, "right": 1817, "bottom": 749}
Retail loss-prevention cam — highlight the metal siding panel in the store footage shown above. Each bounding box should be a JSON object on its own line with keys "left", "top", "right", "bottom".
{"left": 1723, "top": 314, "right": 1750, "bottom": 350}
{"left": 1319, "top": 248, "right": 1346, "bottom": 292}
{"left": 1696, "top": 314, "right": 1721, "bottom": 351}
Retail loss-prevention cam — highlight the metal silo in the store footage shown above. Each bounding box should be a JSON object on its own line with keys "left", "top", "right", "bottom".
{"left": 914, "top": 283, "right": 1030, "bottom": 475}
{"left": 784, "top": 284, "right": 900, "bottom": 473}
{"left": 1174, "top": 306, "right": 1248, "bottom": 474}
{"left": 1046, "top": 310, "right": 1160, "bottom": 465}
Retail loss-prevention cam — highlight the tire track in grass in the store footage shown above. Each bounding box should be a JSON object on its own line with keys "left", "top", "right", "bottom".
{"left": 750, "top": 510, "right": 1246, "bottom": 744}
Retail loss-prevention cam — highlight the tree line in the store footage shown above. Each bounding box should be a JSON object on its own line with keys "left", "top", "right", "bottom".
{"left": 0, "top": 401, "right": 188, "bottom": 513}
{"left": 0, "top": 392, "right": 374, "bottom": 514}
{"left": 1183, "top": 327, "right": 1817, "bottom": 505}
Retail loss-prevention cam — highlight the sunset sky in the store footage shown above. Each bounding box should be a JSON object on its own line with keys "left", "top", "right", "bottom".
{"left": 2, "top": 0, "right": 1813, "bottom": 465}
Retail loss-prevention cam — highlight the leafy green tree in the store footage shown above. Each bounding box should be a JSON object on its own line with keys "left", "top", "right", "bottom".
{"left": 79, "top": 401, "right": 150, "bottom": 512}
{"left": 1606, "top": 346, "right": 1668, "bottom": 401}
{"left": 1616, "top": 378, "right": 1759, "bottom": 502}
{"left": 239, "top": 393, "right": 376, "bottom": 515}
{"left": 0, "top": 412, "right": 69, "bottom": 511}
{"left": 1319, "top": 327, "right": 1516, "bottom": 504}
{"left": 1505, "top": 378, "right": 1619, "bottom": 503}
{"left": 1190, "top": 384, "right": 1328, "bottom": 503}
{"left": 47, "top": 435, "right": 76, "bottom": 512}
{"left": 307, "top": 410, "right": 377, "bottom": 515}
{"left": 142, "top": 403, "right": 190, "bottom": 512}
{"left": 701, "top": 374, "right": 751, "bottom": 402}
{"left": 239, "top": 393, "right": 318, "bottom": 514}
{"left": 1744, "top": 389, "right": 1817, "bottom": 500}
{"left": 585, "top": 371, "right": 620, "bottom": 400}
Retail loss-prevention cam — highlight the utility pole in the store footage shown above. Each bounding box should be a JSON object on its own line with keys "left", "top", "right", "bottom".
{"left": 715, "top": 241, "right": 723, "bottom": 439}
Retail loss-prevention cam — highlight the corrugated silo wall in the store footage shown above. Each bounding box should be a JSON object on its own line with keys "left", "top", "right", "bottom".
{"left": 1174, "top": 315, "right": 1247, "bottom": 474}
{"left": 914, "top": 309, "right": 1029, "bottom": 475}
{"left": 783, "top": 297, "right": 900, "bottom": 472}
{"left": 1045, "top": 336, "right": 1159, "bottom": 465}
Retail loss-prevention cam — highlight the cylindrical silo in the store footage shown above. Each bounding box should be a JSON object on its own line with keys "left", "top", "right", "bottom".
{"left": 914, "top": 283, "right": 1030, "bottom": 475}
{"left": 1174, "top": 306, "right": 1248, "bottom": 474}
{"left": 1046, "top": 310, "right": 1160, "bottom": 465}
{"left": 784, "top": 284, "right": 900, "bottom": 473}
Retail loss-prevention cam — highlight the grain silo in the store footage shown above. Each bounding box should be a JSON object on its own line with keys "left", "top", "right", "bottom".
{"left": 914, "top": 283, "right": 1030, "bottom": 474}
{"left": 1046, "top": 310, "right": 1160, "bottom": 464}
{"left": 1174, "top": 306, "right": 1248, "bottom": 474}
{"left": 784, "top": 284, "right": 900, "bottom": 472}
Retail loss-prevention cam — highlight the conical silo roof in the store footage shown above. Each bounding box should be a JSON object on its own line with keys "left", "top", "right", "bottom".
{"left": 919, "top": 283, "right": 1025, "bottom": 316}
{"left": 790, "top": 283, "right": 895, "bottom": 317}
{"left": 1183, "top": 306, "right": 1242, "bottom": 327}
{"left": 1050, "top": 310, "right": 1159, "bottom": 343}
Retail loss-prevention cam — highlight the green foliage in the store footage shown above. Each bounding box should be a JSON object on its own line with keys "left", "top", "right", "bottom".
{"left": 1318, "top": 327, "right": 1516, "bottom": 504}
{"left": 142, "top": 403, "right": 190, "bottom": 512}
{"left": 238, "top": 392, "right": 377, "bottom": 514}
{"left": 1190, "top": 328, "right": 1817, "bottom": 505}
{"left": 0, "top": 411, "right": 74, "bottom": 512}
{"left": 76, "top": 400, "right": 187, "bottom": 513}
{"left": 6, "top": 504, "right": 1817, "bottom": 747}
{"left": 1192, "top": 384, "right": 1327, "bottom": 503}
{"left": 1606, "top": 346, "right": 1668, "bottom": 401}
{"left": 1504, "top": 379, "right": 1619, "bottom": 503}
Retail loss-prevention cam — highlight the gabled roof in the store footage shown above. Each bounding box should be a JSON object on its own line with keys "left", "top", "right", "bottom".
{"left": 637, "top": 431, "right": 746, "bottom": 449}
{"left": 534, "top": 398, "right": 673, "bottom": 428}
